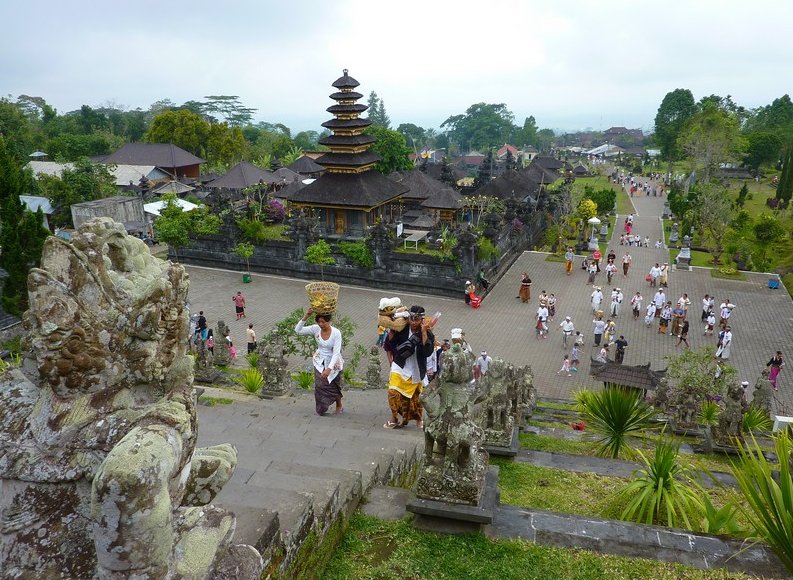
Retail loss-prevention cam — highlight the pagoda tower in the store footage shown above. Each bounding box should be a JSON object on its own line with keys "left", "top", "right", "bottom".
{"left": 288, "top": 70, "right": 408, "bottom": 237}
{"left": 315, "top": 69, "right": 380, "bottom": 174}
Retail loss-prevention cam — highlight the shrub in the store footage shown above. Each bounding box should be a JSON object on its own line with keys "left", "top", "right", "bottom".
{"left": 476, "top": 237, "right": 498, "bottom": 262}
{"left": 304, "top": 239, "right": 336, "bottom": 266}
{"left": 237, "top": 218, "right": 267, "bottom": 243}
{"left": 338, "top": 240, "right": 374, "bottom": 268}
{"left": 577, "top": 385, "right": 656, "bottom": 459}
{"left": 265, "top": 198, "right": 286, "bottom": 223}
{"left": 236, "top": 368, "right": 264, "bottom": 394}
{"left": 732, "top": 433, "right": 793, "bottom": 573}
{"left": 619, "top": 438, "right": 703, "bottom": 529}
{"left": 293, "top": 369, "right": 314, "bottom": 390}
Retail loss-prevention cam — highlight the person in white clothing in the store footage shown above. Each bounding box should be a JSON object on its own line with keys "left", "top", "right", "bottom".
{"left": 653, "top": 289, "right": 666, "bottom": 316}
{"left": 476, "top": 351, "right": 493, "bottom": 376}
{"left": 559, "top": 316, "right": 575, "bottom": 347}
{"left": 630, "top": 291, "right": 643, "bottom": 320}
{"left": 591, "top": 287, "right": 603, "bottom": 313}
{"left": 644, "top": 302, "right": 656, "bottom": 326}
{"left": 296, "top": 308, "right": 344, "bottom": 415}
{"left": 649, "top": 263, "right": 661, "bottom": 287}
{"left": 610, "top": 288, "right": 623, "bottom": 317}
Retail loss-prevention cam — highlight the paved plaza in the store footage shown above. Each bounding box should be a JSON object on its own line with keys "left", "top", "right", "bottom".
{"left": 186, "top": 186, "right": 793, "bottom": 409}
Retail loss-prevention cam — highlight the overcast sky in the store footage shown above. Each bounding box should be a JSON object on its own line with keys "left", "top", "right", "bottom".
{"left": 2, "top": 0, "right": 791, "bottom": 135}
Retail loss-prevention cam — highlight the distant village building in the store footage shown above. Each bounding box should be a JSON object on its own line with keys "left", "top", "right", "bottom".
{"left": 287, "top": 69, "right": 408, "bottom": 238}
{"left": 100, "top": 143, "right": 205, "bottom": 179}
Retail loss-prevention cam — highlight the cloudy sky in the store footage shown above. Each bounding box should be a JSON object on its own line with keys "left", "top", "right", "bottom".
{"left": 2, "top": 0, "right": 791, "bottom": 135}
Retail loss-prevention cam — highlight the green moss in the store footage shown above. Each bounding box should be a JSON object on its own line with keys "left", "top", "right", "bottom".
{"left": 198, "top": 396, "right": 234, "bottom": 407}
{"left": 710, "top": 268, "right": 748, "bottom": 281}
{"left": 0, "top": 335, "right": 21, "bottom": 355}
{"left": 389, "top": 462, "right": 419, "bottom": 489}
{"left": 282, "top": 515, "right": 347, "bottom": 579}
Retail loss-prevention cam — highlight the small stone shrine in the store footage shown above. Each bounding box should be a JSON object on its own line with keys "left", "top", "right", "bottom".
{"left": 214, "top": 320, "right": 232, "bottom": 366}
{"left": 0, "top": 218, "right": 262, "bottom": 578}
{"left": 751, "top": 370, "right": 774, "bottom": 417}
{"left": 477, "top": 358, "right": 519, "bottom": 456}
{"left": 506, "top": 362, "right": 536, "bottom": 429}
{"left": 676, "top": 234, "right": 692, "bottom": 270}
{"left": 407, "top": 344, "right": 496, "bottom": 532}
{"left": 669, "top": 221, "right": 680, "bottom": 244}
{"left": 715, "top": 381, "right": 749, "bottom": 446}
{"left": 258, "top": 335, "right": 292, "bottom": 398}
{"left": 365, "top": 345, "right": 384, "bottom": 389}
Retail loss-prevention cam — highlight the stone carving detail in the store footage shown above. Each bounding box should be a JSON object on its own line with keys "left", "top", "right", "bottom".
{"left": 258, "top": 335, "right": 292, "bottom": 397}
{"left": 715, "top": 381, "right": 749, "bottom": 444}
{"left": 365, "top": 346, "right": 384, "bottom": 389}
{"left": 417, "top": 344, "right": 488, "bottom": 506}
{"left": 505, "top": 362, "right": 535, "bottom": 427}
{"left": 751, "top": 370, "right": 774, "bottom": 417}
{"left": 213, "top": 320, "right": 231, "bottom": 367}
{"left": 287, "top": 210, "right": 318, "bottom": 261}
{"left": 453, "top": 225, "right": 478, "bottom": 280}
{"left": 0, "top": 218, "right": 261, "bottom": 578}
{"left": 477, "top": 359, "right": 514, "bottom": 447}
{"left": 367, "top": 221, "right": 392, "bottom": 271}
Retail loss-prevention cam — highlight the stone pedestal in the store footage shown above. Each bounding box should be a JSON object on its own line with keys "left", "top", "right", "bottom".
{"left": 598, "top": 224, "right": 608, "bottom": 242}
{"left": 588, "top": 236, "right": 599, "bottom": 251}
{"left": 407, "top": 466, "right": 499, "bottom": 534}
{"left": 482, "top": 425, "right": 519, "bottom": 457}
{"left": 675, "top": 247, "right": 691, "bottom": 270}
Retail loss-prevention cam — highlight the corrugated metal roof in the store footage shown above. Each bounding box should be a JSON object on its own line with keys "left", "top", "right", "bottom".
{"left": 19, "top": 195, "right": 54, "bottom": 214}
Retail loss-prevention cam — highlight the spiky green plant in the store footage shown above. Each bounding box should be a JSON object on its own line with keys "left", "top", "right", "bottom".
{"left": 619, "top": 438, "right": 703, "bottom": 529}
{"left": 572, "top": 388, "right": 594, "bottom": 413}
{"left": 698, "top": 399, "right": 721, "bottom": 453}
{"left": 731, "top": 433, "right": 793, "bottom": 573}
{"left": 246, "top": 352, "right": 260, "bottom": 369}
{"left": 578, "top": 385, "right": 656, "bottom": 458}
{"left": 699, "top": 494, "right": 743, "bottom": 536}
{"left": 236, "top": 368, "right": 264, "bottom": 394}
{"left": 743, "top": 407, "right": 773, "bottom": 433}
{"left": 293, "top": 369, "right": 314, "bottom": 390}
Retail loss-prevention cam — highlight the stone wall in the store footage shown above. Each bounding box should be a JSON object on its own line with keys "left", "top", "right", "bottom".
{"left": 176, "top": 216, "right": 546, "bottom": 298}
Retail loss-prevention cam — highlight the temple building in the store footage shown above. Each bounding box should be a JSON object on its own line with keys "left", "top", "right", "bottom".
{"left": 288, "top": 69, "right": 408, "bottom": 238}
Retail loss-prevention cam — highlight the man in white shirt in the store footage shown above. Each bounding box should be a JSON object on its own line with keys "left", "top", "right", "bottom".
{"left": 719, "top": 300, "right": 734, "bottom": 329}
{"left": 591, "top": 287, "right": 603, "bottom": 313}
{"left": 536, "top": 303, "right": 549, "bottom": 338}
{"left": 622, "top": 252, "right": 632, "bottom": 277}
{"left": 630, "top": 291, "right": 643, "bottom": 320}
{"left": 476, "top": 351, "right": 493, "bottom": 376}
{"left": 610, "top": 288, "right": 624, "bottom": 317}
{"left": 701, "top": 294, "right": 711, "bottom": 322}
{"left": 649, "top": 263, "right": 661, "bottom": 287}
{"left": 653, "top": 289, "right": 666, "bottom": 315}
{"left": 559, "top": 316, "right": 575, "bottom": 347}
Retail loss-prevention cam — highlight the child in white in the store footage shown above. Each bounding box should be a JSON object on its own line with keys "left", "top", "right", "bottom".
{"left": 557, "top": 355, "right": 572, "bottom": 377}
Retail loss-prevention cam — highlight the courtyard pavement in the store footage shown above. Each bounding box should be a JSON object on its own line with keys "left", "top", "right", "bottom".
{"left": 186, "top": 182, "right": 793, "bottom": 410}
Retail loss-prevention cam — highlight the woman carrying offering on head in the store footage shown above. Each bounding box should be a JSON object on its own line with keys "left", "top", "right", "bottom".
{"left": 295, "top": 307, "right": 344, "bottom": 416}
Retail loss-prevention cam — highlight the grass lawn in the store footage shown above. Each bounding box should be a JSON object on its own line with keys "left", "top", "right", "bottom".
{"left": 573, "top": 176, "right": 635, "bottom": 217}
{"left": 668, "top": 248, "right": 717, "bottom": 268}
{"left": 259, "top": 223, "right": 291, "bottom": 241}
{"left": 493, "top": 459, "right": 751, "bottom": 535}
{"left": 393, "top": 242, "right": 447, "bottom": 258}
{"left": 324, "top": 513, "right": 749, "bottom": 579}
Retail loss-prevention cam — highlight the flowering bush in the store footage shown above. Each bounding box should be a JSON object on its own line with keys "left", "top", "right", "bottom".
{"left": 265, "top": 199, "right": 286, "bottom": 223}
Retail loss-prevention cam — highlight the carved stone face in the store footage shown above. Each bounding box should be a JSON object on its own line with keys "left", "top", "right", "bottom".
{"left": 24, "top": 218, "right": 191, "bottom": 398}
{"left": 443, "top": 344, "right": 472, "bottom": 384}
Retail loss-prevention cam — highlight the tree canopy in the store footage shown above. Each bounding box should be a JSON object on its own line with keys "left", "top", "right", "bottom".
{"left": 654, "top": 89, "right": 697, "bottom": 165}
{"left": 364, "top": 126, "right": 413, "bottom": 174}
{"left": 441, "top": 103, "right": 515, "bottom": 152}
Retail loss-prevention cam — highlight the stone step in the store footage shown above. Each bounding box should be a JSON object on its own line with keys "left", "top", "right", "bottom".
{"left": 215, "top": 480, "right": 315, "bottom": 569}
{"left": 265, "top": 460, "right": 364, "bottom": 518}
{"left": 246, "top": 471, "right": 342, "bottom": 532}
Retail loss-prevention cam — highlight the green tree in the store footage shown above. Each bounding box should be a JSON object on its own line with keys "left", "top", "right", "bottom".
{"left": 744, "top": 131, "right": 783, "bottom": 172}
{"left": 0, "top": 138, "right": 50, "bottom": 315}
{"left": 396, "top": 123, "right": 426, "bottom": 150}
{"left": 776, "top": 145, "right": 793, "bottom": 206}
{"left": 36, "top": 158, "right": 117, "bottom": 227}
{"left": 364, "top": 126, "right": 412, "bottom": 174}
{"left": 233, "top": 241, "right": 255, "bottom": 275}
{"left": 441, "top": 103, "right": 515, "bottom": 152}
{"left": 201, "top": 95, "right": 257, "bottom": 126}
{"left": 205, "top": 122, "right": 246, "bottom": 167}
{"left": 473, "top": 151, "right": 496, "bottom": 190}
{"left": 736, "top": 182, "right": 749, "bottom": 208}
{"left": 679, "top": 101, "right": 745, "bottom": 181}
{"left": 654, "top": 88, "right": 697, "bottom": 171}
{"left": 0, "top": 98, "right": 35, "bottom": 158}
{"left": 145, "top": 109, "right": 209, "bottom": 155}
{"left": 153, "top": 195, "right": 220, "bottom": 261}
{"left": 752, "top": 214, "right": 787, "bottom": 270}
{"left": 293, "top": 131, "right": 320, "bottom": 151}
{"left": 513, "top": 115, "right": 538, "bottom": 147}
{"left": 582, "top": 186, "right": 616, "bottom": 214}
{"left": 535, "top": 128, "right": 556, "bottom": 152}
{"left": 748, "top": 94, "right": 793, "bottom": 135}
{"left": 304, "top": 239, "right": 336, "bottom": 280}
{"left": 689, "top": 183, "right": 734, "bottom": 264}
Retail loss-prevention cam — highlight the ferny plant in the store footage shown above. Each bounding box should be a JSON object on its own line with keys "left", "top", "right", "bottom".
{"left": 236, "top": 368, "right": 264, "bottom": 394}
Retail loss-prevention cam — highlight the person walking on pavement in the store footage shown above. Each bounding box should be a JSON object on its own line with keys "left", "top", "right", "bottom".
{"left": 519, "top": 272, "right": 532, "bottom": 302}
{"left": 246, "top": 323, "right": 257, "bottom": 354}
{"left": 592, "top": 316, "right": 606, "bottom": 347}
{"left": 476, "top": 351, "right": 493, "bottom": 376}
{"left": 716, "top": 326, "right": 732, "bottom": 360}
{"left": 564, "top": 247, "right": 575, "bottom": 276}
{"left": 660, "top": 262, "right": 670, "bottom": 288}
{"left": 591, "top": 287, "right": 603, "bottom": 313}
{"left": 630, "top": 291, "right": 643, "bottom": 320}
{"left": 610, "top": 288, "right": 623, "bottom": 318}
{"left": 648, "top": 263, "right": 661, "bottom": 287}
{"left": 622, "top": 251, "right": 632, "bottom": 277}
{"left": 557, "top": 355, "right": 573, "bottom": 377}
{"left": 587, "top": 260, "right": 598, "bottom": 284}
{"left": 560, "top": 316, "right": 575, "bottom": 348}
{"left": 592, "top": 248, "right": 602, "bottom": 272}
{"left": 605, "top": 260, "right": 617, "bottom": 285}
{"left": 232, "top": 291, "right": 246, "bottom": 320}
{"left": 614, "top": 335, "right": 628, "bottom": 364}
{"left": 536, "top": 302, "right": 549, "bottom": 339}
{"left": 644, "top": 302, "right": 656, "bottom": 326}
{"left": 701, "top": 294, "right": 712, "bottom": 323}
{"left": 767, "top": 351, "right": 785, "bottom": 391}
{"left": 659, "top": 302, "right": 672, "bottom": 334}
{"left": 547, "top": 293, "right": 557, "bottom": 320}
{"left": 676, "top": 320, "right": 690, "bottom": 348}
{"left": 705, "top": 310, "right": 717, "bottom": 336}
{"left": 653, "top": 289, "right": 666, "bottom": 317}
{"left": 570, "top": 344, "right": 581, "bottom": 372}
{"left": 477, "top": 269, "right": 490, "bottom": 291}
{"left": 719, "top": 300, "right": 735, "bottom": 330}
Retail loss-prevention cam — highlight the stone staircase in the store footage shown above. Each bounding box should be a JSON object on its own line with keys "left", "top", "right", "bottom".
{"left": 196, "top": 389, "right": 423, "bottom": 576}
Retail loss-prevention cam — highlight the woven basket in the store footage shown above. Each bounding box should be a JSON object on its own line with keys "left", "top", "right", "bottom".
{"left": 305, "top": 281, "right": 339, "bottom": 315}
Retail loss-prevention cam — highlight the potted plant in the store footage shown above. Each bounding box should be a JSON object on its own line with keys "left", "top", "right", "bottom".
{"left": 233, "top": 242, "right": 255, "bottom": 283}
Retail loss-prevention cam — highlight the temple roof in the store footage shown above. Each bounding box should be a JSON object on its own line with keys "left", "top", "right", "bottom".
{"left": 321, "top": 118, "right": 371, "bottom": 131}
{"left": 390, "top": 169, "right": 460, "bottom": 205}
{"left": 288, "top": 171, "right": 408, "bottom": 209}
{"left": 422, "top": 187, "right": 464, "bottom": 210}
{"left": 207, "top": 160, "right": 276, "bottom": 189}
{"left": 329, "top": 91, "right": 363, "bottom": 101}
{"left": 319, "top": 134, "right": 376, "bottom": 148}
{"left": 287, "top": 155, "right": 325, "bottom": 175}
{"left": 331, "top": 69, "right": 359, "bottom": 89}
{"left": 315, "top": 151, "right": 381, "bottom": 168}
{"left": 327, "top": 103, "right": 368, "bottom": 115}
{"left": 103, "top": 143, "right": 205, "bottom": 168}
{"left": 589, "top": 361, "right": 666, "bottom": 391}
